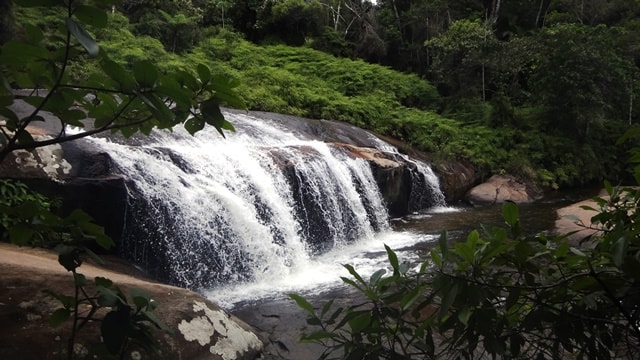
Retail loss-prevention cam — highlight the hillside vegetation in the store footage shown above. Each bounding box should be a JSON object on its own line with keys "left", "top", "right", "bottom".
{"left": 6, "top": 0, "right": 639, "bottom": 189}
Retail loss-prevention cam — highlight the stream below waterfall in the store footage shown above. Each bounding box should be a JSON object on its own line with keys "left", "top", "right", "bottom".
{"left": 207, "top": 181, "right": 601, "bottom": 309}
{"left": 224, "top": 187, "right": 601, "bottom": 359}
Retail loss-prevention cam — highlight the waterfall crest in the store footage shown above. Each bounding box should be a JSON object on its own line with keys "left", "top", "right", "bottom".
{"left": 87, "top": 111, "right": 445, "bottom": 289}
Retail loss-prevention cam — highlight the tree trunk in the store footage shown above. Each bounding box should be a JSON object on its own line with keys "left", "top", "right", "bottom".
{"left": 630, "top": 83, "right": 634, "bottom": 126}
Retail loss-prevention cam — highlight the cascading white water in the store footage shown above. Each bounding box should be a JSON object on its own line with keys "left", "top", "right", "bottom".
{"left": 85, "top": 111, "right": 446, "bottom": 305}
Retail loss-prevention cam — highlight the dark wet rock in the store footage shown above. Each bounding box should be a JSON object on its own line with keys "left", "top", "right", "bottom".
{"left": 332, "top": 143, "right": 442, "bottom": 215}
{"left": 0, "top": 136, "right": 129, "bottom": 245}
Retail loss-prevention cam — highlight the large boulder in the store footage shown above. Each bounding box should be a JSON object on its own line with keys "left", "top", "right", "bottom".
{"left": 0, "top": 243, "right": 263, "bottom": 360}
{"left": 552, "top": 189, "right": 610, "bottom": 243}
{"left": 466, "top": 175, "right": 543, "bottom": 206}
{"left": 435, "top": 160, "right": 478, "bottom": 202}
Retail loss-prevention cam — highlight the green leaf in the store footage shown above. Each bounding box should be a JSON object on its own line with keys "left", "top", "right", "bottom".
{"left": 43, "top": 289, "right": 76, "bottom": 308}
{"left": 64, "top": 208, "right": 93, "bottom": 223}
{"left": 197, "top": 64, "right": 211, "bottom": 83}
{"left": 102, "top": 309, "right": 130, "bottom": 355}
{"left": 502, "top": 202, "right": 519, "bottom": 228}
{"left": 457, "top": 307, "right": 473, "bottom": 326}
{"left": 343, "top": 264, "right": 366, "bottom": 286}
{"left": 570, "top": 276, "right": 596, "bottom": 291}
{"left": 0, "top": 94, "right": 11, "bottom": 107}
{"left": 0, "top": 41, "right": 48, "bottom": 64}
{"left": 578, "top": 205, "right": 598, "bottom": 212}
{"left": 320, "top": 299, "right": 334, "bottom": 317}
{"left": 438, "top": 231, "right": 449, "bottom": 260}
{"left": 200, "top": 98, "right": 234, "bottom": 136}
{"left": 430, "top": 249, "right": 442, "bottom": 267}
{"left": 95, "top": 276, "right": 113, "bottom": 288}
{"left": 133, "top": 60, "right": 158, "bottom": 88}
{"left": 327, "top": 307, "right": 343, "bottom": 324}
{"left": 74, "top": 5, "right": 108, "bottom": 28}
{"left": 61, "top": 109, "right": 86, "bottom": 127}
{"left": 173, "top": 70, "right": 199, "bottom": 91}
{"left": 49, "top": 308, "right": 71, "bottom": 327}
{"left": 562, "top": 214, "right": 581, "bottom": 222}
{"left": 385, "top": 244, "right": 399, "bottom": 273}
{"left": 0, "top": 108, "right": 19, "bottom": 132}
{"left": 137, "top": 92, "right": 174, "bottom": 127}
{"left": 289, "top": 294, "right": 315, "bottom": 314}
{"left": 611, "top": 236, "right": 628, "bottom": 267}
{"left": 554, "top": 241, "right": 569, "bottom": 258}
{"left": 348, "top": 311, "right": 371, "bottom": 333}
{"left": 369, "top": 269, "right": 386, "bottom": 285}
{"left": 74, "top": 273, "right": 87, "bottom": 287}
{"left": 57, "top": 245, "right": 82, "bottom": 271}
{"left": 340, "top": 277, "right": 365, "bottom": 292}
{"left": 616, "top": 125, "right": 640, "bottom": 145}
{"left": 101, "top": 60, "right": 135, "bottom": 91}
{"left": 569, "top": 247, "right": 586, "bottom": 257}
{"left": 95, "top": 232, "right": 114, "bottom": 250}
{"left": 66, "top": 18, "right": 99, "bottom": 57}
{"left": 301, "top": 331, "right": 336, "bottom": 342}
{"left": 209, "top": 75, "right": 246, "bottom": 109}
{"left": 97, "top": 286, "right": 126, "bottom": 307}
{"left": 604, "top": 180, "right": 613, "bottom": 196}
{"left": 23, "top": 96, "right": 45, "bottom": 109}
{"left": 184, "top": 117, "right": 205, "bottom": 135}
{"left": 119, "top": 125, "right": 137, "bottom": 138}
{"left": 141, "top": 309, "right": 171, "bottom": 332}
{"left": 156, "top": 78, "right": 194, "bottom": 108}
{"left": 438, "top": 283, "right": 458, "bottom": 320}
{"left": 400, "top": 287, "right": 421, "bottom": 311}
{"left": 84, "top": 248, "right": 105, "bottom": 266}
{"left": 130, "top": 288, "right": 151, "bottom": 309}
{"left": 24, "top": 24, "right": 44, "bottom": 43}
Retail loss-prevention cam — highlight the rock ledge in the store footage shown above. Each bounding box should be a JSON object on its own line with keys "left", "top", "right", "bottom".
{"left": 0, "top": 243, "right": 262, "bottom": 360}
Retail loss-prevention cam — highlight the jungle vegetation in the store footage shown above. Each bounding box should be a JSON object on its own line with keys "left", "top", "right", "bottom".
{"left": 3, "top": 0, "right": 639, "bottom": 188}
{"left": 2, "top": 1, "right": 640, "bottom": 358}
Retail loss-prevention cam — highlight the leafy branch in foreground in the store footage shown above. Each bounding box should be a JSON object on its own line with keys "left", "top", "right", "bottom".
{"left": 0, "top": 0, "right": 245, "bottom": 163}
{"left": 1, "top": 179, "right": 169, "bottom": 359}
{"left": 292, "top": 127, "right": 640, "bottom": 359}
{"left": 1, "top": 0, "right": 245, "bottom": 358}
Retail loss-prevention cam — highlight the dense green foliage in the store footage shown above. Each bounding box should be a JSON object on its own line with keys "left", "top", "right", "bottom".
{"left": 2, "top": 1, "right": 639, "bottom": 357}
{"left": 4, "top": 0, "right": 638, "bottom": 187}
{"left": 292, "top": 127, "right": 640, "bottom": 359}
{"left": 0, "top": 0, "right": 244, "bottom": 163}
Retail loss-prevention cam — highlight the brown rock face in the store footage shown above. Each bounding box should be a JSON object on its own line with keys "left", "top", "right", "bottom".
{"left": 0, "top": 243, "right": 263, "bottom": 360}
{"left": 466, "top": 175, "right": 543, "bottom": 206}
{"left": 435, "top": 160, "right": 478, "bottom": 202}
{"left": 331, "top": 143, "right": 410, "bottom": 217}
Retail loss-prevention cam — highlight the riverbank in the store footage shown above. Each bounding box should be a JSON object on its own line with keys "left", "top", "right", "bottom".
{"left": 0, "top": 242, "right": 262, "bottom": 359}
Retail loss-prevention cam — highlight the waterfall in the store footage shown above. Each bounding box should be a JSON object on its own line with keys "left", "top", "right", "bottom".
{"left": 86, "top": 111, "right": 445, "bottom": 291}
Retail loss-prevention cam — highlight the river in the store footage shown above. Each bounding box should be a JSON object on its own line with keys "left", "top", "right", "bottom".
{"left": 220, "top": 187, "right": 602, "bottom": 359}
